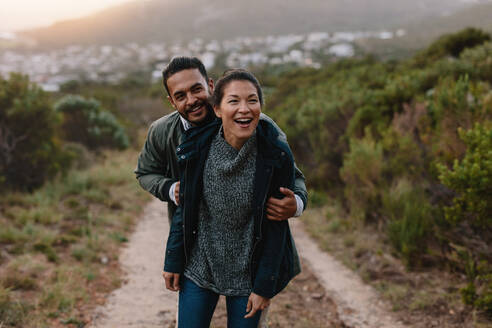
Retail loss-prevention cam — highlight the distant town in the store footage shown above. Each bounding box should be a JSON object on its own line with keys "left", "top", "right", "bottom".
{"left": 0, "top": 29, "right": 405, "bottom": 92}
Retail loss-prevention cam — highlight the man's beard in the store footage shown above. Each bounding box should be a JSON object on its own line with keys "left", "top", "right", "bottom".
{"left": 197, "top": 102, "right": 215, "bottom": 125}
{"left": 183, "top": 100, "right": 215, "bottom": 126}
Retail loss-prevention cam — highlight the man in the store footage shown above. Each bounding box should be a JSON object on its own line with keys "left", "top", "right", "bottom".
{"left": 134, "top": 56, "right": 307, "bottom": 326}
{"left": 135, "top": 56, "right": 307, "bottom": 224}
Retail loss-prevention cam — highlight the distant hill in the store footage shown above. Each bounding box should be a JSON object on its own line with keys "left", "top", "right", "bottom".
{"left": 356, "top": 2, "right": 492, "bottom": 58}
{"left": 20, "top": 0, "right": 480, "bottom": 49}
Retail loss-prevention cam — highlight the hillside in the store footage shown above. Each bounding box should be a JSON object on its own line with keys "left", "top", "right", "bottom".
{"left": 20, "top": 0, "right": 479, "bottom": 49}
{"left": 266, "top": 28, "right": 492, "bottom": 323}
{"left": 357, "top": 1, "right": 492, "bottom": 58}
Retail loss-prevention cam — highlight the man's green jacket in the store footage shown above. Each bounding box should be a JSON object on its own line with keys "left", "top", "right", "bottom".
{"left": 134, "top": 111, "right": 308, "bottom": 222}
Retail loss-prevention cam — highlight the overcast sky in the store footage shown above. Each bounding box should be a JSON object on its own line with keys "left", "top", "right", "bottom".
{"left": 0, "top": 0, "right": 134, "bottom": 31}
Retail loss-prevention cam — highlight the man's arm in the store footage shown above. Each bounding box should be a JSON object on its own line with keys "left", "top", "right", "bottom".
{"left": 260, "top": 113, "right": 308, "bottom": 219}
{"left": 134, "top": 122, "right": 177, "bottom": 203}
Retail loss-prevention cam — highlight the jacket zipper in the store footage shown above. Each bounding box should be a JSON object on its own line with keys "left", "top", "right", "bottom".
{"left": 249, "top": 166, "right": 273, "bottom": 288}
{"left": 182, "top": 159, "right": 189, "bottom": 264}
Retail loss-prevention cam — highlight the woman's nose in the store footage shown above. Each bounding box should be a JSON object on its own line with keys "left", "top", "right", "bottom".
{"left": 238, "top": 101, "right": 250, "bottom": 112}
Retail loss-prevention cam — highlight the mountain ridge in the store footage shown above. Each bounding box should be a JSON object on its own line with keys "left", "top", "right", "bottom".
{"left": 19, "top": 0, "right": 481, "bottom": 49}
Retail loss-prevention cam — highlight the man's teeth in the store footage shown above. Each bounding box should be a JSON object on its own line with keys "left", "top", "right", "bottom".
{"left": 189, "top": 105, "right": 201, "bottom": 112}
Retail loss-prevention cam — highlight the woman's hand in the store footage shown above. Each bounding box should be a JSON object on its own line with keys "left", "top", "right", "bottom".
{"left": 245, "top": 292, "right": 270, "bottom": 318}
{"left": 162, "top": 271, "right": 180, "bottom": 291}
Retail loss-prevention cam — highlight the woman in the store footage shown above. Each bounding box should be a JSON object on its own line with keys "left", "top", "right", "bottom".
{"left": 163, "top": 69, "right": 301, "bottom": 327}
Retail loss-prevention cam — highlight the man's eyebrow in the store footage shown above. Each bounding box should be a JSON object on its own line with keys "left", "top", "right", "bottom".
{"left": 173, "top": 90, "right": 184, "bottom": 98}
{"left": 173, "top": 83, "right": 204, "bottom": 97}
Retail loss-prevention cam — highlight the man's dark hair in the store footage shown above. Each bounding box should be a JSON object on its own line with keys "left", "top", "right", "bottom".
{"left": 213, "top": 69, "right": 264, "bottom": 107}
{"left": 162, "top": 56, "right": 208, "bottom": 96}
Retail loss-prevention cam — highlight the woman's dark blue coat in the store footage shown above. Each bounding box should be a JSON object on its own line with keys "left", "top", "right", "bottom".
{"left": 164, "top": 118, "right": 301, "bottom": 299}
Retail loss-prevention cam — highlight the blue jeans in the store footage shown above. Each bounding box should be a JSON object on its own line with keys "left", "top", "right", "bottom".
{"left": 178, "top": 276, "right": 262, "bottom": 328}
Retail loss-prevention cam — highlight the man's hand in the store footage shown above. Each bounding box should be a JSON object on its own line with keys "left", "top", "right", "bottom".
{"left": 162, "top": 271, "right": 180, "bottom": 291}
{"left": 174, "top": 182, "right": 180, "bottom": 205}
{"left": 266, "top": 187, "right": 296, "bottom": 221}
{"left": 245, "top": 292, "right": 270, "bottom": 318}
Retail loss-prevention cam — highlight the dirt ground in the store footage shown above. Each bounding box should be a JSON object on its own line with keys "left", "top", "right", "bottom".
{"left": 87, "top": 199, "right": 410, "bottom": 328}
{"left": 301, "top": 207, "right": 492, "bottom": 328}
{"left": 212, "top": 262, "right": 346, "bottom": 328}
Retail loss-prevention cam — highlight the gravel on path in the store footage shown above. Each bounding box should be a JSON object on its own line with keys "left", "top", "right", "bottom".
{"left": 89, "top": 198, "right": 412, "bottom": 328}
{"left": 291, "top": 219, "right": 409, "bottom": 328}
{"left": 90, "top": 199, "right": 177, "bottom": 328}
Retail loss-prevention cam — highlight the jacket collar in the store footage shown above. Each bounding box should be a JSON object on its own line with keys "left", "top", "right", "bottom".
{"left": 177, "top": 118, "right": 288, "bottom": 165}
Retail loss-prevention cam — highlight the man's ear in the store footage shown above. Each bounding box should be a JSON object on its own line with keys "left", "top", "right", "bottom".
{"left": 213, "top": 105, "right": 221, "bottom": 118}
{"left": 208, "top": 78, "right": 214, "bottom": 93}
{"left": 167, "top": 95, "right": 176, "bottom": 109}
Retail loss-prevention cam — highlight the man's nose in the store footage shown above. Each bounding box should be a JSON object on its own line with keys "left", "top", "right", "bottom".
{"left": 185, "top": 93, "right": 197, "bottom": 106}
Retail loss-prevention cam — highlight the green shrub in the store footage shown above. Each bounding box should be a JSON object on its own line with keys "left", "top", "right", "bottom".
{"left": 55, "top": 95, "right": 129, "bottom": 150}
{"left": 382, "top": 179, "right": 433, "bottom": 267}
{"left": 341, "top": 132, "right": 384, "bottom": 221}
{"left": 460, "top": 42, "right": 492, "bottom": 82}
{"left": 308, "top": 189, "right": 329, "bottom": 208}
{"left": 437, "top": 123, "right": 492, "bottom": 228}
{"left": 0, "top": 73, "right": 71, "bottom": 191}
{"left": 413, "top": 28, "right": 491, "bottom": 66}
{"left": 458, "top": 250, "right": 492, "bottom": 315}
{"left": 62, "top": 142, "right": 94, "bottom": 170}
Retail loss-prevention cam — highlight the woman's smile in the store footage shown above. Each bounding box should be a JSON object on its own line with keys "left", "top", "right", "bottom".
{"left": 214, "top": 80, "right": 261, "bottom": 150}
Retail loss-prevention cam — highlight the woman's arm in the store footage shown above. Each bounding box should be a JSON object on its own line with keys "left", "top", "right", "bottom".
{"left": 253, "top": 147, "right": 296, "bottom": 298}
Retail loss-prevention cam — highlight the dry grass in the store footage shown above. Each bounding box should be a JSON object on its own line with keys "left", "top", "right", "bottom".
{"left": 0, "top": 149, "right": 150, "bottom": 327}
{"left": 301, "top": 203, "right": 490, "bottom": 328}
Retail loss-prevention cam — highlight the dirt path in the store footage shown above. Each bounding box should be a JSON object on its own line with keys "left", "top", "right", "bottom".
{"left": 90, "top": 199, "right": 177, "bottom": 327}
{"left": 290, "top": 220, "right": 407, "bottom": 328}
{"left": 90, "top": 199, "right": 409, "bottom": 328}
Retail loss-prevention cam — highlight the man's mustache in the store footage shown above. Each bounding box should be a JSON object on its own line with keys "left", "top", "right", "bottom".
{"left": 185, "top": 100, "right": 213, "bottom": 114}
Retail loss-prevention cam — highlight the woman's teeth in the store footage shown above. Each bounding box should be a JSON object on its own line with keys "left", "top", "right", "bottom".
{"left": 234, "top": 119, "right": 252, "bottom": 124}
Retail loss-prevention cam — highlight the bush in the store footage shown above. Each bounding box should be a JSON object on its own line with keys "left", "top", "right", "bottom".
{"left": 55, "top": 95, "right": 129, "bottom": 150}
{"left": 382, "top": 179, "right": 433, "bottom": 267}
{"left": 460, "top": 42, "right": 492, "bottom": 82}
{"left": 413, "top": 28, "right": 491, "bottom": 66}
{"left": 341, "top": 132, "right": 384, "bottom": 221}
{"left": 0, "top": 74, "right": 71, "bottom": 191}
{"left": 437, "top": 122, "right": 492, "bottom": 229}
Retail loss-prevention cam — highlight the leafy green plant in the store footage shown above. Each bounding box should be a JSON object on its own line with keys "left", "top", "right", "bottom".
{"left": 437, "top": 123, "right": 492, "bottom": 228}
{"left": 382, "top": 179, "right": 433, "bottom": 267}
{"left": 55, "top": 95, "right": 129, "bottom": 150}
{"left": 412, "top": 28, "right": 491, "bottom": 66}
{"left": 341, "top": 132, "right": 384, "bottom": 222}
{"left": 0, "top": 73, "right": 71, "bottom": 191}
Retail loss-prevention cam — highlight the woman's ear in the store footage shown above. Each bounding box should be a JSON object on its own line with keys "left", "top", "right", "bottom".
{"left": 213, "top": 105, "right": 221, "bottom": 118}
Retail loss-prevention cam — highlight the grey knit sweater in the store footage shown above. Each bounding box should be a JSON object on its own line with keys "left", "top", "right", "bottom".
{"left": 184, "top": 130, "right": 257, "bottom": 296}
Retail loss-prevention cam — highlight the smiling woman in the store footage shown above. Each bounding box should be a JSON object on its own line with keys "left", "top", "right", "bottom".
{"left": 0, "top": 0, "right": 131, "bottom": 31}
{"left": 163, "top": 68, "right": 302, "bottom": 328}
{"left": 214, "top": 80, "right": 262, "bottom": 150}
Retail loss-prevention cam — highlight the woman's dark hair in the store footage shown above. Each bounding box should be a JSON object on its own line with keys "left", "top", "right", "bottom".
{"left": 213, "top": 69, "right": 264, "bottom": 107}
{"left": 162, "top": 56, "right": 208, "bottom": 96}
